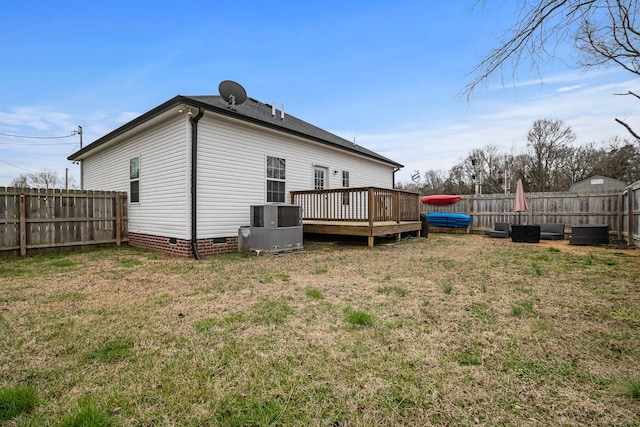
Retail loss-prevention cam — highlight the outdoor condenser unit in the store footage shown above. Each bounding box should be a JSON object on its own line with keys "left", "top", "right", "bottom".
{"left": 249, "top": 205, "right": 303, "bottom": 254}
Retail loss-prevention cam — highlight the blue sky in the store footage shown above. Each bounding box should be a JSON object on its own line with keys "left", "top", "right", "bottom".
{"left": 1, "top": 1, "right": 638, "bottom": 186}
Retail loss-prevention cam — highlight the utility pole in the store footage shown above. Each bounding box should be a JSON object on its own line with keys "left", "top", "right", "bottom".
{"left": 472, "top": 158, "right": 482, "bottom": 195}
{"left": 76, "top": 125, "right": 83, "bottom": 190}
{"left": 503, "top": 155, "right": 512, "bottom": 194}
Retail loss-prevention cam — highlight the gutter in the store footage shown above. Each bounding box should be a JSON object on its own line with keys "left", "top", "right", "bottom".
{"left": 393, "top": 167, "right": 401, "bottom": 188}
{"left": 190, "top": 107, "right": 205, "bottom": 260}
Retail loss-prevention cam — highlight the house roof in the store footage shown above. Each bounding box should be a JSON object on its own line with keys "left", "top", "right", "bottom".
{"left": 568, "top": 175, "right": 627, "bottom": 193}
{"left": 68, "top": 95, "right": 403, "bottom": 168}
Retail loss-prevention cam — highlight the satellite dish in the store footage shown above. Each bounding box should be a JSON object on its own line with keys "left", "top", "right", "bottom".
{"left": 218, "top": 80, "right": 247, "bottom": 110}
{"left": 411, "top": 170, "right": 420, "bottom": 183}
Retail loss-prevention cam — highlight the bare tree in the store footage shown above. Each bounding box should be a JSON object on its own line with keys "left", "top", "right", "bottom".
{"left": 408, "top": 131, "right": 635, "bottom": 195}
{"left": 9, "top": 169, "right": 75, "bottom": 190}
{"left": 509, "top": 153, "right": 532, "bottom": 188}
{"left": 467, "top": 0, "right": 640, "bottom": 138}
{"left": 444, "top": 164, "right": 474, "bottom": 194}
{"left": 599, "top": 137, "right": 640, "bottom": 181}
{"left": 9, "top": 174, "right": 29, "bottom": 188}
{"left": 556, "top": 142, "right": 602, "bottom": 188}
{"left": 526, "top": 119, "right": 577, "bottom": 191}
{"left": 465, "top": 145, "right": 507, "bottom": 193}
{"left": 421, "top": 169, "right": 448, "bottom": 194}
{"left": 395, "top": 169, "right": 449, "bottom": 194}
{"left": 28, "top": 169, "right": 61, "bottom": 190}
{"left": 577, "top": 0, "right": 640, "bottom": 76}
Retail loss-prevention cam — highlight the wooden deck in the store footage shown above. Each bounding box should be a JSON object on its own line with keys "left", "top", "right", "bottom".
{"left": 303, "top": 220, "right": 422, "bottom": 246}
{"left": 291, "top": 187, "right": 422, "bottom": 247}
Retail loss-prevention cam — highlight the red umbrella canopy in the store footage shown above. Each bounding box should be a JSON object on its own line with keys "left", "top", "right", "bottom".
{"left": 513, "top": 179, "right": 528, "bottom": 212}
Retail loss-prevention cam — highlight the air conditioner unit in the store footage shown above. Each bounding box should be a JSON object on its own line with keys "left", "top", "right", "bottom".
{"left": 249, "top": 205, "right": 303, "bottom": 254}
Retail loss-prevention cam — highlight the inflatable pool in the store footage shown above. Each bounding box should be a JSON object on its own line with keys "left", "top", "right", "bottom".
{"left": 426, "top": 212, "right": 472, "bottom": 228}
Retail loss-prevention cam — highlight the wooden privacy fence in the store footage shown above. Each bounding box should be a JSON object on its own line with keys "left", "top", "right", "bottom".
{"left": 0, "top": 187, "right": 128, "bottom": 257}
{"left": 420, "top": 181, "right": 640, "bottom": 247}
{"left": 622, "top": 181, "right": 640, "bottom": 247}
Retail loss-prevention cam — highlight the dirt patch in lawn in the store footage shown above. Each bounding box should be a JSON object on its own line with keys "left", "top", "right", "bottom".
{"left": 538, "top": 237, "right": 638, "bottom": 257}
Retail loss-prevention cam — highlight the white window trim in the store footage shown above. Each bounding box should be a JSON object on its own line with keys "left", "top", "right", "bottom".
{"left": 313, "top": 165, "right": 328, "bottom": 190}
{"left": 130, "top": 156, "right": 140, "bottom": 204}
{"left": 266, "top": 155, "right": 286, "bottom": 203}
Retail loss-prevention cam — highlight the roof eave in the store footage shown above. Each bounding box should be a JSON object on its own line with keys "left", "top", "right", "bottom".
{"left": 188, "top": 98, "right": 403, "bottom": 168}
{"left": 68, "top": 95, "right": 403, "bottom": 168}
{"left": 210, "top": 109, "right": 404, "bottom": 168}
{"left": 67, "top": 95, "right": 188, "bottom": 161}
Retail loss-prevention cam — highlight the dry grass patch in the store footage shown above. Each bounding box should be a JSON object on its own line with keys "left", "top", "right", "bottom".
{"left": 0, "top": 237, "right": 639, "bottom": 425}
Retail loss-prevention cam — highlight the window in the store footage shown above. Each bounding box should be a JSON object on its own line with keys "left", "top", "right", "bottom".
{"left": 342, "top": 171, "right": 349, "bottom": 188}
{"left": 266, "top": 156, "right": 286, "bottom": 203}
{"left": 314, "top": 167, "right": 326, "bottom": 190}
{"left": 342, "top": 171, "right": 350, "bottom": 205}
{"left": 130, "top": 157, "right": 140, "bottom": 203}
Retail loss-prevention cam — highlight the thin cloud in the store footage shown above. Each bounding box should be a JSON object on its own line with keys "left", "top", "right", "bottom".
{"left": 492, "top": 68, "right": 618, "bottom": 90}
{"left": 0, "top": 107, "right": 75, "bottom": 133}
{"left": 352, "top": 72, "right": 640, "bottom": 184}
{"left": 557, "top": 85, "right": 582, "bottom": 92}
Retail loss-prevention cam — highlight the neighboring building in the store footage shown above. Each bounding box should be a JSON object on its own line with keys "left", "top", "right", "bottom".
{"left": 68, "top": 92, "right": 404, "bottom": 257}
{"left": 569, "top": 175, "right": 627, "bottom": 193}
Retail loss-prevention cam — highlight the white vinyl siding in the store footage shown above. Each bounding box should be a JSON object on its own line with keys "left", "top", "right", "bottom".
{"left": 82, "top": 115, "right": 190, "bottom": 238}
{"left": 81, "top": 109, "right": 396, "bottom": 241}
{"left": 196, "top": 113, "right": 395, "bottom": 237}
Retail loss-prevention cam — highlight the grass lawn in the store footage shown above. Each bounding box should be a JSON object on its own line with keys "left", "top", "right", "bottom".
{"left": 0, "top": 234, "right": 639, "bottom": 426}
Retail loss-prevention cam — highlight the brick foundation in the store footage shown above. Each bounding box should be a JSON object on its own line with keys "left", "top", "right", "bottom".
{"left": 128, "top": 233, "right": 237, "bottom": 257}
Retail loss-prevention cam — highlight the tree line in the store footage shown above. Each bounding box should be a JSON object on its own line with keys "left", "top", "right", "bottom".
{"left": 423, "top": 0, "right": 640, "bottom": 196}
{"left": 399, "top": 118, "right": 640, "bottom": 195}
{"left": 9, "top": 169, "right": 77, "bottom": 190}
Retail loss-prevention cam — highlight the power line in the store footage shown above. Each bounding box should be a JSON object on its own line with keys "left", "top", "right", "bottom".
{"left": 0, "top": 158, "right": 34, "bottom": 173}
{"left": 0, "top": 142, "right": 77, "bottom": 145}
{"left": 0, "top": 131, "right": 78, "bottom": 139}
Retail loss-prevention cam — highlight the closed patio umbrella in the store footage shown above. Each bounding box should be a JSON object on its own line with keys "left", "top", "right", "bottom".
{"left": 513, "top": 179, "right": 527, "bottom": 224}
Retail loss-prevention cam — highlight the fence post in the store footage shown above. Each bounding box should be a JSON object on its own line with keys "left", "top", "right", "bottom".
{"left": 628, "top": 188, "right": 634, "bottom": 246}
{"left": 395, "top": 191, "right": 400, "bottom": 223}
{"left": 617, "top": 193, "right": 623, "bottom": 240}
{"left": 465, "top": 197, "right": 472, "bottom": 233}
{"left": 367, "top": 188, "right": 374, "bottom": 248}
{"left": 115, "top": 194, "right": 122, "bottom": 247}
{"left": 19, "top": 194, "right": 26, "bottom": 257}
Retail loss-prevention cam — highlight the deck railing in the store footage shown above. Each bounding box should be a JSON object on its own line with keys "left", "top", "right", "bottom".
{"left": 290, "top": 187, "right": 420, "bottom": 223}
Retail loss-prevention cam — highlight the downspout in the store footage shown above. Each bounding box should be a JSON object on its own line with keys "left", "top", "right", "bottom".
{"left": 393, "top": 167, "right": 400, "bottom": 188}
{"left": 190, "top": 107, "right": 205, "bottom": 260}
